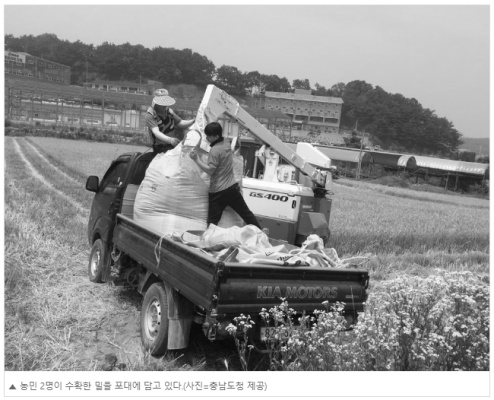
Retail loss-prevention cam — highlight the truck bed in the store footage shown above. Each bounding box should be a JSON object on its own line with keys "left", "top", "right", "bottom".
{"left": 112, "top": 214, "right": 220, "bottom": 311}
{"left": 112, "top": 214, "right": 369, "bottom": 317}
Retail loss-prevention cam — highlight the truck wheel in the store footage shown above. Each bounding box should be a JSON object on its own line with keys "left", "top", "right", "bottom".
{"left": 88, "top": 239, "right": 107, "bottom": 283}
{"left": 141, "top": 283, "right": 169, "bottom": 356}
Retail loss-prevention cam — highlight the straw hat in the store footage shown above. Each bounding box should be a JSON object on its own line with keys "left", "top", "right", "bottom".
{"left": 152, "top": 88, "right": 176, "bottom": 107}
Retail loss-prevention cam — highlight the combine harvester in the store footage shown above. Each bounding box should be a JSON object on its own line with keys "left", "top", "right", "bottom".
{"left": 196, "top": 84, "right": 336, "bottom": 246}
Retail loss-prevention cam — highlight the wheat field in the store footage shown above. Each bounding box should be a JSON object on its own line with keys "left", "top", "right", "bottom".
{"left": 4, "top": 136, "right": 489, "bottom": 371}
{"left": 27, "top": 137, "right": 489, "bottom": 279}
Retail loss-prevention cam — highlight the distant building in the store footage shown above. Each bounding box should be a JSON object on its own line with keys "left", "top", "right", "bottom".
{"left": 263, "top": 88, "right": 343, "bottom": 134}
{"left": 4, "top": 51, "right": 71, "bottom": 84}
{"left": 84, "top": 80, "right": 163, "bottom": 95}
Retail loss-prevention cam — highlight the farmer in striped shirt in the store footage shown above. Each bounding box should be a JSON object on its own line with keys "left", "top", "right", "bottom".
{"left": 145, "top": 88, "right": 195, "bottom": 153}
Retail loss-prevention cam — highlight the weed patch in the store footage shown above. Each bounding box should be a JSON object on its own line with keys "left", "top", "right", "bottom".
{"left": 236, "top": 271, "right": 489, "bottom": 371}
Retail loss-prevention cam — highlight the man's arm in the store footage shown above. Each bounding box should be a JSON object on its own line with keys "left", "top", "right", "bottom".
{"left": 151, "top": 126, "right": 180, "bottom": 147}
{"left": 189, "top": 150, "right": 215, "bottom": 175}
{"left": 177, "top": 119, "right": 195, "bottom": 130}
{"left": 170, "top": 108, "right": 195, "bottom": 130}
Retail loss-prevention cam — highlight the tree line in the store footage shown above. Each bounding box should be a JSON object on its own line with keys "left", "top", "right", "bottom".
{"left": 5, "top": 33, "right": 463, "bottom": 155}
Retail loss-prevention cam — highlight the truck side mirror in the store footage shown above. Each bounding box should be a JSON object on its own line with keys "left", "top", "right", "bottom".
{"left": 86, "top": 176, "right": 100, "bottom": 192}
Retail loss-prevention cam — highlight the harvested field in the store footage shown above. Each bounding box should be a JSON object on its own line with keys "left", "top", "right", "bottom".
{"left": 5, "top": 136, "right": 489, "bottom": 372}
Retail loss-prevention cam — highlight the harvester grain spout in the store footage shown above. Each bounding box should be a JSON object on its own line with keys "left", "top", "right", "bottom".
{"left": 198, "top": 84, "right": 330, "bottom": 189}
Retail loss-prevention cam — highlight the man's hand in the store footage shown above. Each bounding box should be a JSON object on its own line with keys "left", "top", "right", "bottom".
{"left": 170, "top": 138, "right": 180, "bottom": 147}
{"left": 189, "top": 134, "right": 201, "bottom": 160}
{"left": 189, "top": 149, "right": 198, "bottom": 160}
{"left": 189, "top": 144, "right": 213, "bottom": 175}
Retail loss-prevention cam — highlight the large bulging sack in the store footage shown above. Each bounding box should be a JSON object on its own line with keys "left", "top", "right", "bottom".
{"left": 134, "top": 93, "right": 249, "bottom": 235}
{"left": 134, "top": 130, "right": 210, "bottom": 235}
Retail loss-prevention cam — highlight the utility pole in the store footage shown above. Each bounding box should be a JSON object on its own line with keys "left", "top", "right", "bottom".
{"left": 85, "top": 58, "right": 88, "bottom": 86}
{"left": 356, "top": 119, "right": 365, "bottom": 180}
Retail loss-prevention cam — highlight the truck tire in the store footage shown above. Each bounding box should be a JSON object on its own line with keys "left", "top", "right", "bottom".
{"left": 141, "top": 282, "right": 169, "bottom": 356}
{"left": 88, "top": 239, "right": 107, "bottom": 283}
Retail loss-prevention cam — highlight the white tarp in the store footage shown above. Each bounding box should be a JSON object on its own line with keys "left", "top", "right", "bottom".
{"left": 172, "top": 226, "right": 369, "bottom": 269}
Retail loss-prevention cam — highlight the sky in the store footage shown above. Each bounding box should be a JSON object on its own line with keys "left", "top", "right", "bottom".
{"left": 3, "top": 2, "right": 491, "bottom": 139}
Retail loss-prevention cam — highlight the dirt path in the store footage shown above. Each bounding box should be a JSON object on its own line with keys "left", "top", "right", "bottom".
{"left": 13, "top": 138, "right": 88, "bottom": 217}
{"left": 70, "top": 289, "right": 147, "bottom": 371}
{"left": 23, "top": 138, "right": 83, "bottom": 186}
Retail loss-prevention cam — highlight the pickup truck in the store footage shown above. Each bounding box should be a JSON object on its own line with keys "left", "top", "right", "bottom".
{"left": 85, "top": 150, "right": 370, "bottom": 356}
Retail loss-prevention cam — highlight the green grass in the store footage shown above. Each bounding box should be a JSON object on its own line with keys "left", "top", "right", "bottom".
{"left": 27, "top": 136, "right": 149, "bottom": 179}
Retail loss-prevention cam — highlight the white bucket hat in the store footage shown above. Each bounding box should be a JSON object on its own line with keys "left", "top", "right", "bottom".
{"left": 152, "top": 88, "right": 176, "bottom": 107}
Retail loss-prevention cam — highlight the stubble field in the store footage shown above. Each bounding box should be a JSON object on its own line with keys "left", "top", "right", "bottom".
{"left": 4, "top": 136, "right": 489, "bottom": 371}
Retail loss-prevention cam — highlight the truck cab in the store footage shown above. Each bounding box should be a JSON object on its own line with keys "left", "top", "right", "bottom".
{"left": 86, "top": 151, "right": 156, "bottom": 282}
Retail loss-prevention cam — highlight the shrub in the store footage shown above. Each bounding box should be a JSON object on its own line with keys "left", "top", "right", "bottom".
{"left": 5, "top": 127, "right": 23, "bottom": 137}
{"left": 468, "top": 183, "right": 488, "bottom": 196}
{"left": 128, "top": 134, "right": 148, "bottom": 146}
{"left": 35, "top": 121, "right": 41, "bottom": 127}
{"left": 5, "top": 119, "right": 12, "bottom": 127}
{"left": 238, "top": 271, "right": 489, "bottom": 371}
{"left": 427, "top": 176, "right": 443, "bottom": 186}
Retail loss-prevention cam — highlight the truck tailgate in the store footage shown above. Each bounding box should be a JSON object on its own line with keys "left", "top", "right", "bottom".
{"left": 217, "top": 263, "right": 369, "bottom": 315}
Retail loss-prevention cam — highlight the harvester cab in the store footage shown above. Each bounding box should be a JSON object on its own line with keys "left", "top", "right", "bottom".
{"left": 196, "top": 84, "right": 335, "bottom": 246}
